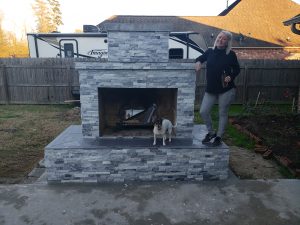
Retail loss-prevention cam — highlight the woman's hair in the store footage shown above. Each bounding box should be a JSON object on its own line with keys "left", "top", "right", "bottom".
{"left": 213, "top": 30, "right": 233, "bottom": 55}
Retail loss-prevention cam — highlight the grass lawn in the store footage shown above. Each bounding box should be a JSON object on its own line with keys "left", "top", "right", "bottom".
{"left": 0, "top": 105, "right": 80, "bottom": 183}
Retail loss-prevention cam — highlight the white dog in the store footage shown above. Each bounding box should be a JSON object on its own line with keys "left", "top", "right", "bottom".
{"left": 153, "top": 118, "right": 177, "bottom": 146}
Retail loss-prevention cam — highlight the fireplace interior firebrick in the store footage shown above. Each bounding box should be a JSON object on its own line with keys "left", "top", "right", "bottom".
{"left": 98, "top": 88, "right": 177, "bottom": 137}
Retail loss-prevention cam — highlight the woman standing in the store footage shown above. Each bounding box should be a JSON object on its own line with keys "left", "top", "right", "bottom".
{"left": 195, "top": 30, "right": 240, "bottom": 146}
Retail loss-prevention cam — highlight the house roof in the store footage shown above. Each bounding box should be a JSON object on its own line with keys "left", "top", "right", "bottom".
{"left": 98, "top": 0, "right": 300, "bottom": 48}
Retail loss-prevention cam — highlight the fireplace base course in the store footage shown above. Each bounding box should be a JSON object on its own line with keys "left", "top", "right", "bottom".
{"left": 45, "top": 125, "right": 229, "bottom": 183}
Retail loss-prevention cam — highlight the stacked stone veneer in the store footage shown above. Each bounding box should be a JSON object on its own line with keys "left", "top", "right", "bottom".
{"left": 78, "top": 26, "right": 196, "bottom": 139}
{"left": 108, "top": 31, "right": 169, "bottom": 62}
{"left": 77, "top": 61, "right": 195, "bottom": 139}
{"left": 45, "top": 125, "right": 229, "bottom": 183}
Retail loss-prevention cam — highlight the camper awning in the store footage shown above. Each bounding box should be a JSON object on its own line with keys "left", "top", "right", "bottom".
{"left": 283, "top": 14, "right": 300, "bottom": 35}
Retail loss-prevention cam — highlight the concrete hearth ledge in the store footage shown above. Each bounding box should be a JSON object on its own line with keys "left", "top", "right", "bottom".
{"left": 45, "top": 125, "right": 229, "bottom": 183}
{"left": 45, "top": 125, "right": 227, "bottom": 149}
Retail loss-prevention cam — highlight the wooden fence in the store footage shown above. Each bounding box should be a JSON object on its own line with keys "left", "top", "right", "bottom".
{"left": 0, "top": 58, "right": 299, "bottom": 105}
{"left": 195, "top": 59, "right": 300, "bottom": 107}
{"left": 0, "top": 58, "right": 78, "bottom": 104}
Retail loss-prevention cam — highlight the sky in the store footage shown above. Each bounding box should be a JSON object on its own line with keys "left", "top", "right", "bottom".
{"left": 0, "top": 0, "right": 300, "bottom": 39}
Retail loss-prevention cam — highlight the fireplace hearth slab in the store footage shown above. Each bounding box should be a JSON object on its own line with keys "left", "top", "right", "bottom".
{"left": 45, "top": 125, "right": 229, "bottom": 183}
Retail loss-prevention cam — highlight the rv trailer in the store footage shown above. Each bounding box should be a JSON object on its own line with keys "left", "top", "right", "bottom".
{"left": 27, "top": 33, "right": 108, "bottom": 58}
{"left": 27, "top": 31, "right": 206, "bottom": 59}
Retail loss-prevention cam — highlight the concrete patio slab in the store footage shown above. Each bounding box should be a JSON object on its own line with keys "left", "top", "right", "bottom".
{"left": 0, "top": 178, "right": 299, "bottom": 225}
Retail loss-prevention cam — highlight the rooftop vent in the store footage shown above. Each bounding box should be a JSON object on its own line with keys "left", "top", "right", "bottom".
{"left": 83, "top": 25, "right": 100, "bottom": 33}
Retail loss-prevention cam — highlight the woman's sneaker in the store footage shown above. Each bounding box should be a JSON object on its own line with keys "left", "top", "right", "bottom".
{"left": 202, "top": 133, "right": 216, "bottom": 144}
{"left": 211, "top": 136, "right": 222, "bottom": 146}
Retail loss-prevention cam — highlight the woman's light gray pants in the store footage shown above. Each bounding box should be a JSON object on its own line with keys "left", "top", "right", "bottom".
{"left": 200, "top": 88, "right": 236, "bottom": 138}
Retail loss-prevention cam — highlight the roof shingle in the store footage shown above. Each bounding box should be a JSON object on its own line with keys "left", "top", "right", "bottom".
{"left": 98, "top": 0, "right": 300, "bottom": 47}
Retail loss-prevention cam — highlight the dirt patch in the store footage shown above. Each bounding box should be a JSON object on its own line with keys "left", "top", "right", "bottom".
{"left": 229, "top": 146, "right": 284, "bottom": 179}
{"left": 232, "top": 114, "right": 299, "bottom": 177}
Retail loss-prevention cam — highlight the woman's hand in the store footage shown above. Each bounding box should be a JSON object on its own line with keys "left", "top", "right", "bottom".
{"left": 195, "top": 61, "right": 202, "bottom": 72}
{"left": 224, "top": 76, "right": 231, "bottom": 83}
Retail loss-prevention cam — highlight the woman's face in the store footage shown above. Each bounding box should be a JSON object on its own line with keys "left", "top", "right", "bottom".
{"left": 215, "top": 33, "right": 229, "bottom": 49}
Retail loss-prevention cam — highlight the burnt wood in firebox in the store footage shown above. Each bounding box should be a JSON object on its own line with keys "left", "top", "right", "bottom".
{"left": 116, "top": 103, "right": 157, "bottom": 128}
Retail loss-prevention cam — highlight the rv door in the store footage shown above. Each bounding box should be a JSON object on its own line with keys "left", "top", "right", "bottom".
{"left": 59, "top": 39, "right": 79, "bottom": 58}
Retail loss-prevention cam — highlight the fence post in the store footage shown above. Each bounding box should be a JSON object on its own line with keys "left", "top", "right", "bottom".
{"left": 2, "top": 65, "right": 10, "bottom": 104}
{"left": 242, "top": 65, "right": 248, "bottom": 104}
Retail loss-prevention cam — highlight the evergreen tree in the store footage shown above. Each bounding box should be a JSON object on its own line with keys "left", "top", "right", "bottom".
{"left": 32, "top": 0, "right": 63, "bottom": 33}
{"left": 47, "top": 0, "right": 63, "bottom": 32}
{"left": 32, "top": 0, "right": 52, "bottom": 32}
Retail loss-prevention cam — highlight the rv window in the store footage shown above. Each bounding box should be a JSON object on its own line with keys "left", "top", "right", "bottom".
{"left": 169, "top": 48, "right": 183, "bottom": 59}
{"left": 64, "top": 43, "right": 74, "bottom": 58}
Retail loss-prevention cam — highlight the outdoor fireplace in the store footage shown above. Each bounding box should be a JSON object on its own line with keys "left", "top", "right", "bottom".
{"left": 78, "top": 60, "right": 195, "bottom": 140}
{"left": 44, "top": 24, "right": 229, "bottom": 183}
{"left": 98, "top": 87, "right": 177, "bottom": 137}
{"left": 78, "top": 24, "right": 195, "bottom": 140}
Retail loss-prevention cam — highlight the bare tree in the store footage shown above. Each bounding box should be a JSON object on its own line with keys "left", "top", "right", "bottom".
{"left": 0, "top": 12, "right": 10, "bottom": 57}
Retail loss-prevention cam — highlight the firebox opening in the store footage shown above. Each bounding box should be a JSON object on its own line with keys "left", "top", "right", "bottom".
{"left": 98, "top": 88, "right": 178, "bottom": 137}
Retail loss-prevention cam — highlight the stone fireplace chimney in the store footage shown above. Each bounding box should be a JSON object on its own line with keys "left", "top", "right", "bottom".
{"left": 45, "top": 23, "right": 229, "bottom": 183}
{"left": 77, "top": 24, "right": 196, "bottom": 140}
{"left": 107, "top": 23, "right": 169, "bottom": 62}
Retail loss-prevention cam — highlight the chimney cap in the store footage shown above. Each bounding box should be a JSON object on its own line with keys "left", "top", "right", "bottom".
{"left": 106, "top": 23, "right": 171, "bottom": 32}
